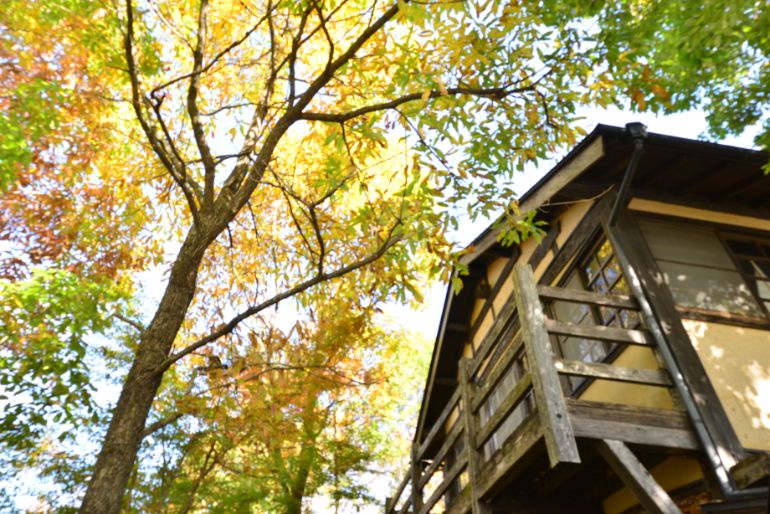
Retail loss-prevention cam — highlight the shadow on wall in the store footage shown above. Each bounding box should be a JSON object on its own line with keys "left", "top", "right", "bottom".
{"left": 683, "top": 319, "right": 770, "bottom": 451}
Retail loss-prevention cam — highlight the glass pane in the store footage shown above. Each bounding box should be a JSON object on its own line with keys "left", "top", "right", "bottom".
{"left": 638, "top": 219, "right": 735, "bottom": 268}
{"left": 658, "top": 261, "right": 764, "bottom": 316}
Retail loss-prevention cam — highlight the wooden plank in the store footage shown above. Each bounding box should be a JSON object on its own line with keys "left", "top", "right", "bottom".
{"left": 528, "top": 220, "right": 561, "bottom": 270}
{"left": 417, "top": 387, "right": 461, "bottom": 459}
{"left": 477, "top": 414, "right": 543, "bottom": 499}
{"left": 471, "top": 333, "right": 524, "bottom": 412}
{"left": 512, "top": 263, "right": 580, "bottom": 467}
{"left": 475, "top": 373, "right": 532, "bottom": 449}
{"left": 596, "top": 439, "right": 683, "bottom": 514}
{"left": 572, "top": 416, "right": 698, "bottom": 450}
{"left": 537, "top": 284, "right": 638, "bottom": 309}
{"left": 410, "top": 444, "right": 423, "bottom": 514}
{"left": 419, "top": 457, "right": 467, "bottom": 514}
{"left": 567, "top": 399, "right": 689, "bottom": 429}
{"left": 468, "top": 295, "right": 517, "bottom": 379}
{"left": 539, "top": 192, "right": 614, "bottom": 286}
{"left": 459, "top": 136, "right": 605, "bottom": 266}
{"left": 607, "top": 211, "right": 747, "bottom": 468}
{"left": 569, "top": 399, "right": 697, "bottom": 450}
{"left": 418, "top": 417, "right": 463, "bottom": 489}
{"left": 386, "top": 473, "right": 411, "bottom": 513}
{"left": 544, "top": 319, "right": 654, "bottom": 346}
{"left": 553, "top": 358, "right": 672, "bottom": 386}
{"left": 460, "top": 360, "right": 491, "bottom": 514}
{"left": 731, "top": 453, "right": 770, "bottom": 490}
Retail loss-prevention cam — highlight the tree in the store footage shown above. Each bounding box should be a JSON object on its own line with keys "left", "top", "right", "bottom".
{"left": 3, "top": 0, "right": 765, "bottom": 512}
{"left": 542, "top": 0, "right": 770, "bottom": 151}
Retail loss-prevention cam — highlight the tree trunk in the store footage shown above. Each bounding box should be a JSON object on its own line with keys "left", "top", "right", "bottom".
{"left": 79, "top": 228, "right": 210, "bottom": 514}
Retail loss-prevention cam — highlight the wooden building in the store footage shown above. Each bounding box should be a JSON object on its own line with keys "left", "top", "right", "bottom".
{"left": 385, "top": 124, "right": 770, "bottom": 514}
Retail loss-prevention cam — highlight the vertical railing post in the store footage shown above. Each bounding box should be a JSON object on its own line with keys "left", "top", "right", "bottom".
{"left": 410, "top": 444, "right": 423, "bottom": 514}
{"left": 512, "top": 262, "right": 580, "bottom": 467}
{"left": 460, "top": 359, "right": 491, "bottom": 514}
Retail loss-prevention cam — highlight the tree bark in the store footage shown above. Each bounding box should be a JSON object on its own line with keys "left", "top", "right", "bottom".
{"left": 79, "top": 228, "right": 211, "bottom": 514}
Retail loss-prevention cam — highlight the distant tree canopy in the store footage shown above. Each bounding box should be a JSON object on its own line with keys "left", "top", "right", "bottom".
{"left": 0, "top": 0, "right": 766, "bottom": 512}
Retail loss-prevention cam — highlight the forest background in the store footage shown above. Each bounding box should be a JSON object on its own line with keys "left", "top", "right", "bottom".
{"left": 1, "top": 0, "right": 768, "bottom": 512}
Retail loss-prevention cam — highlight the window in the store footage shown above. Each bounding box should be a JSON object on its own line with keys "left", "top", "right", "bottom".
{"left": 549, "top": 237, "right": 642, "bottom": 390}
{"left": 637, "top": 218, "right": 770, "bottom": 322}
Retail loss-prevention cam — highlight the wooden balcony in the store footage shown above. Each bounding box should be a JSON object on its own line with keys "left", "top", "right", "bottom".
{"left": 386, "top": 263, "right": 699, "bottom": 514}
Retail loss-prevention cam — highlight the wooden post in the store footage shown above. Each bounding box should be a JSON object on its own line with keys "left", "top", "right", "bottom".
{"left": 597, "top": 439, "right": 682, "bottom": 514}
{"left": 512, "top": 262, "right": 580, "bottom": 467}
{"left": 460, "top": 359, "right": 492, "bottom": 514}
{"left": 410, "top": 444, "right": 423, "bottom": 514}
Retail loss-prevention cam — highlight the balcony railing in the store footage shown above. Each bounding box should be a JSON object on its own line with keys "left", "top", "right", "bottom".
{"left": 385, "top": 263, "right": 695, "bottom": 514}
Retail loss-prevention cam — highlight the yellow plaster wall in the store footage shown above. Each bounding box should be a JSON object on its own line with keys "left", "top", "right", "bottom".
{"left": 681, "top": 319, "right": 770, "bottom": 451}
{"left": 578, "top": 346, "right": 676, "bottom": 409}
{"left": 602, "top": 457, "right": 704, "bottom": 514}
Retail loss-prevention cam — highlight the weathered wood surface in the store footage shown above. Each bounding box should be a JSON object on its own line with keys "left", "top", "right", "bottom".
{"left": 537, "top": 284, "right": 637, "bottom": 309}
{"left": 385, "top": 473, "right": 411, "bottom": 514}
{"left": 420, "top": 455, "right": 467, "bottom": 514}
{"left": 512, "top": 263, "right": 580, "bottom": 467}
{"left": 569, "top": 399, "right": 698, "bottom": 450}
{"left": 417, "top": 386, "right": 460, "bottom": 459}
{"left": 544, "top": 319, "right": 653, "bottom": 346}
{"left": 474, "top": 373, "right": 532, "bottom": 449}
{"left": 459, "top": 136, "right": 605, "bottom": 266}
{"left": 410, "top": 444, "right": 423, "bottom": 514}
{"left": 477, "top": 413, "right": 543, "bottom": 499}
{"left": 596, "top": 439, "right": 683, "bottom": 514}
{"left": 468, "top": 294, "right": 517, "bottom": 378}
{"left": 730, "top": 453, "right": 770, "bottom": 490}
{"left": 554, "top": 358, "right": 672, "bottom": 386}
{"left": 471, "top": 333, "right": 524, "bottom": 412}
{"left": 419, "top": 417, "right": 463, "bottom": 489}
{"left": 460, "top": 360, "right": 492, "bottom": 514}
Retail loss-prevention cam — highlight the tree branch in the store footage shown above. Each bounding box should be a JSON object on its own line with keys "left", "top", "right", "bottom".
{"left": 156, "top": 229, "right": 403, "bottom": 372}
{"left": 188, "top": 0, "right": 218, "bottom": 210}
{"left": 300, "top": 84, "right": 533, "bottom": 123}
{"left": 143, "top": 412, "right": 186, "bottom": 438}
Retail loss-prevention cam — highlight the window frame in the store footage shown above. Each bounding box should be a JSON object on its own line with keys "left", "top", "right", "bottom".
{"left": 633, "top": 212, "right": 770, "bottom": 329}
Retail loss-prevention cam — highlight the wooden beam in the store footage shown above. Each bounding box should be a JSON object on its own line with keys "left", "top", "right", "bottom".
{"left": 528, "top": 220, "right": 561, "bottom": 270}
{"left": 419, "top": 418, "right": 463, "bottom": 489}
{"left": 460, "top": 136, "right": 605, "bottom": 266}
{"left": 539, "top": 192, "right": 614, "bottom": 286}
{"left": 730, "top": 453, "right": 770, "bottom": 490}
{"left": 410, "top": 444, "right": 423, "bottom": 514}
{"left": 512, "top": 262, "right": 580, "bottom": 467}
{"left": 460, "top": 360, "right": 493, "bottom": 514}
{"left": 417, "top": 387, "right": 461, "bottom": 459}
{"left": 596, "top": 439, "right": 683, "bottom": 514}
{"left": 537, "top": 284, "right": 637, "bottom": 309}
{"left": 553, "top": 358, "right": 672, "bottom": 386}
{"left": 468, "top": 295, "right": 517, "bottom": 378}
{"left": 569, "top": 400, "right": 699, "bottom": 450}
{"left": 544, "top": 319, "right": 653, "bottom": 346}
{"left": 477, "top": 414, "right": 543, "bottom": 499}
{"left": 474, "top": 373, "right": 533, "bottom": 448}
{"left": 471, "top": 333, "right": 525, "bottom": 412}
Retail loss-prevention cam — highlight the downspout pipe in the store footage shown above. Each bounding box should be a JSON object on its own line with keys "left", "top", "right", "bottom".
{"left": 608, "top": 121, "right": 647, "bottom": 227}
{"left": 606, "top": 122, "right": 766, "bottom": 501}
